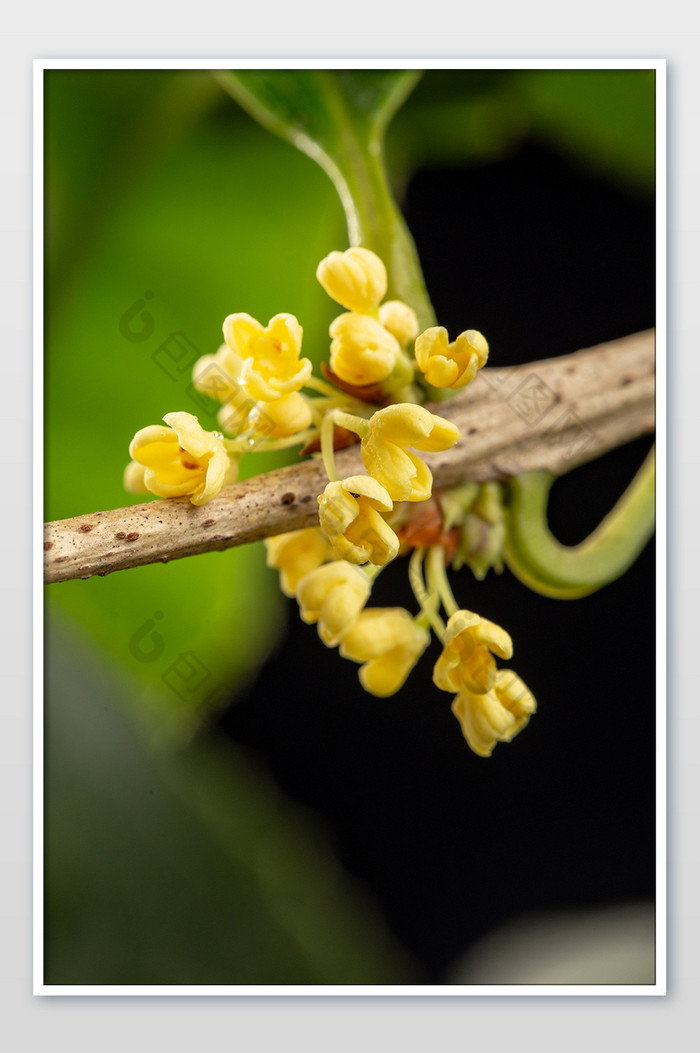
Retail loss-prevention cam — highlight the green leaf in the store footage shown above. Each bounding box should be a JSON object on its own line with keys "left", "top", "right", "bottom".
{"left": 216, "top": 69, "right": 436, "bottom": 329}
{"left": 45, "top": 620, "right": 418, "bottom": 984}
{"left": 217, "top": 69, "right": 420, "bottom": 142}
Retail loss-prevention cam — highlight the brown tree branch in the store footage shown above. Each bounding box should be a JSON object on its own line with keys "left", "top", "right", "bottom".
{"left": 44, "top": 330, "right": 655, "bottom": 584}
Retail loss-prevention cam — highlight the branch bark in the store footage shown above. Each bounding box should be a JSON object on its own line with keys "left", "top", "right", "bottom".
{"left": 44, "top": 329, "right": 655, "bottom": 584}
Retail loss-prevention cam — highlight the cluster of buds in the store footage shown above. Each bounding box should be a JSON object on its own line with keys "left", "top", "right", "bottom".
{"left": 123, "top": 245, "right": 535, "bottom": 756}
{"left": 317, "top": 246, "right": 419, "bottom": 394}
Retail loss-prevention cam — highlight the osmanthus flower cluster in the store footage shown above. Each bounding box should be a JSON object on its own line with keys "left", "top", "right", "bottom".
{"left": 123, "top": 246, "right": 536, "bottom": 756}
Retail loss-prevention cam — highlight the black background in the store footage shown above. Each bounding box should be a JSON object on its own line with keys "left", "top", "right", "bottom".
{"left": 216, "top": 139, "right": 656, "bottom": 983}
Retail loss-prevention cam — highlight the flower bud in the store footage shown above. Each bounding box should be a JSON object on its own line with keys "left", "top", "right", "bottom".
{"left": 329, "top": 312, "right": 400, "bottom": 386}
{"left": 295, "top": 561, "right": 371, "bottom": 646}
{"left": 339, "top": 608, "right": 430, "bottom": 696}
{"left": 265, "top": 528, "right": 333, "bottom": 597}
{"left": 451, "top": 670, "right": 536, "bottom": 757}
{"left": 316, "top": 247, "right": 387, "bottom": 312}
{"left": 378, "top": 300, "right": 419, "bottom": 346}
{"left": 318, "top": 475, "right": 398, "bottom": 566}
{"left": 123, "top": 460, "right": 148, "bottom": 493}
{"left": 247, "top": 392, "right": 312, "bottom": 439}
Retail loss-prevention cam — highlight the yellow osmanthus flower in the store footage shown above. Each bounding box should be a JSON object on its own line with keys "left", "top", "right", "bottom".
{"left": 295, "top": 561, "right": 371, "bottom": 646}
{"left": 192, "top": 343, "right": 311, "bottom": 440}
{"left": 265, "top": 528, "right": 334, "bottom": 597}
{"left": 339, "top": 608, "right": 430, "bottom": 696}
{"left": 433, "top": 609, "right": 513, "bottom": 695}
{"left": 127, "top": 411, "right": 233, "bottom": 506}
{"left": 329, "top": 312, "right": 401, "bottom": 386}
{"left": 361, "top": 403, "right": 461, "bottom": 503}
{"left": 223, "top": 312, "right": 311, "bottom": 403}
{"left": 451, "top": 670, "right": 537, "bottom": 757}
{"left": 414, "top": 326, "right": 489, "bottom": 389}
{"left": 318, "top": 475, "right": 399, "bottom": 566}
{"left": 378, "top": 300, "right": 419, "bottom": 347}
{"left": 316, "top": 247, "right": 387, "bottom": 313}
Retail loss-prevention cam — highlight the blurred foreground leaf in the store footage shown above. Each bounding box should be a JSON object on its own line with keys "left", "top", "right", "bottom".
{"left": 45, "top": 620, "right": 418, "bottom": 984}
{"left": 389, "top": 70, "right": 528, "bottom": 172}
{"left": 513, "top": 69, "right": 655, "bottom": 194}
{"left": 388, "top": 69, "right": 654, "bottom": 195}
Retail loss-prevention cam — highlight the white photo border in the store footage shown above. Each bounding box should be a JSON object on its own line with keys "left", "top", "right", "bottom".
{"left": 34, "top": 56, "right": 666, "bottom": 998}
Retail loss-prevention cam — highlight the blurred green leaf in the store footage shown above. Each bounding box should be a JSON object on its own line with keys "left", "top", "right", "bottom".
{"left": 45, "top": 621, "right": 418, "bottom": 984}
{"left": 512, "top": 69, "right": 655, "bottom": 194}
{"left": 388, "top": 68, "right": 654, "bottom": 195}
{"left": 45, "top": 70, "right": 224, "bottom": 286}
{"left": 389, "top": 70, "right": 529, "bottom": 173}
{"left": 45, "top": 70, "right": 346, "bottom": 733}
{"left": 216, "top": 69, "right": 419, "bottom": 145}
{"left": 216, "top": 69, "right": 436, "bottom": 328}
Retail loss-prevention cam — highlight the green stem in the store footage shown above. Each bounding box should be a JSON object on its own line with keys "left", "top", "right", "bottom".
{"left": 331, "top": 409, "right": 370, "bottom": 437}
{"left": 224, "top": 429, "right": 316, "bottom": 454}
{"left": 320, "top": 412, "right": 339, "bottom": 482}
{"left": 314, "top": 73, "right": 436, "bottom": 332}
{"left": 425, "top": 545, "right": 459, "bottom": 617}
{"left": 303, "top": 376, "right": 344, "bottom": 398}
{"left": 504, "top": 445, "right": 655, "bottom": 599}
{"left": 408, "top": 547, "right": 446, "bottom": 640}
{"left": 362, "top": 563, "right": 384, "bottom": 585}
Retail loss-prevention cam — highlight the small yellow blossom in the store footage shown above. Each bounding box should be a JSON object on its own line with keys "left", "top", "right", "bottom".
{"left": 414, "top": 326, "right": 489, "bottom": 389}
{"left": 194, "top": 343, "right": 288, "bottom": 440}
{"left": 329, "top": 313, "right": 401, "bottom": 387}
{"left": 361, "top": 403, "right": 461, "bottom": 502}
{"left": 339, "top": 608, "right": 430, "bottom": 696}
{"left": 451, "top": 670, "right": 536, "bottom": 757}
{"left": 378, "top": 300, "right": 419, "bottom": 347}
{"left": 316, "top": 247, "right": 387, "bottom": 313}
{"left": 128, "top": 411, "right": 233, "bottom": 506}
{"left": 223, "top": 312, "right": 311, "bottom": 403}
{"left": 296, "top": 560, "right": 371, "bottom": 646}
{"left": 247, "top": 392, "right": 312, "bottom": 439}
{"left": 265, "top": 528, "right": 334, "bottom": 597}
{"left": 318, "top": 475, "right": 399, "bottom": 566}
{"left": 433, "top": 609, "right": 513, "bottom": 695}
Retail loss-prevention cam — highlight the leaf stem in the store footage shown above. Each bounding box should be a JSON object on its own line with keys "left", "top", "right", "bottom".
{"left": 504, "top": 445, "right": 655, "bottom": 598}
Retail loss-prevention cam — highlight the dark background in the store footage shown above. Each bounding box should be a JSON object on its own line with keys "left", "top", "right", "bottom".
{"left": 217, "top": 139, "right": 656, "bottom": 983}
